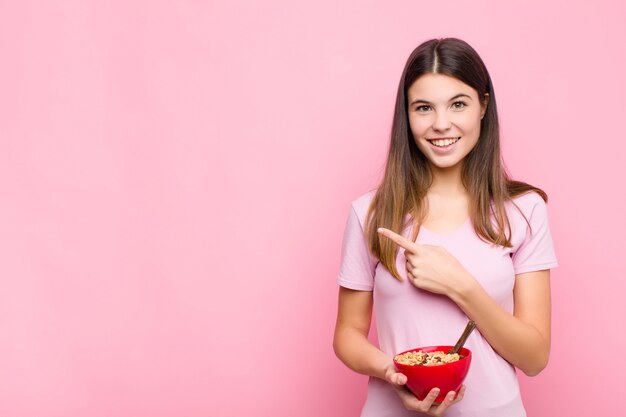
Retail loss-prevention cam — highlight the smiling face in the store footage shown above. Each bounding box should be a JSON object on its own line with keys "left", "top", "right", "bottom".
{"left": 407, "top": 73, "right": 487, "bottom": 172}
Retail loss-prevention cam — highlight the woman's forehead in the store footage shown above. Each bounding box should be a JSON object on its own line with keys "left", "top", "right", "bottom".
{"left": 407, "top": 73, "right": 478, "bottom": 101}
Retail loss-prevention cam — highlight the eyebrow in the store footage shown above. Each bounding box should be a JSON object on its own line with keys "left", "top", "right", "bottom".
{"left": 409, "top": 93, "right": 472, "bottom": 106}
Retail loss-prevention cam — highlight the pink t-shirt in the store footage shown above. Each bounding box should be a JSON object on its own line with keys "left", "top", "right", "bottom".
{"left": 337, "top": 191, "right": 558, "bottom": 417}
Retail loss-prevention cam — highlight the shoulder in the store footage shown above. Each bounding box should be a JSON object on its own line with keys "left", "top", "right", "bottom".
{"left": 506, "top": 191, "right": 553, "bottom": 247}
{"left": 349, "top": 190, "right": 377, "bottom": 226}
{"left": 510, "top": 190, "right": 546, "bottom": 208}
{"left": 507, "top": 191, "right": 548, "bottom": 221}
{"left": 506, "top": 192, "right": 558, "bottom": 270}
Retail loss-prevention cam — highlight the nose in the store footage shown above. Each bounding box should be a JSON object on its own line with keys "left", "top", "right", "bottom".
{"left": 432, "top": 111, "right": 452, "bottom": 132}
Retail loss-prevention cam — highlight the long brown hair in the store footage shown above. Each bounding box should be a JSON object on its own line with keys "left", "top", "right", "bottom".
{"left": 365, "top": 38, "right": 546, "bottom": 280}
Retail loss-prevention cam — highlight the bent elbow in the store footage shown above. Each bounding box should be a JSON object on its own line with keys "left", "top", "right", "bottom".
{"left": 332, "top": 337, "right": 341, "bottom": 359}
{"left": 522, "top": 366, "right": 544, "bottom": 377}
{"left": 332, "top": 330, "right": 346, "bottom": 361}
{"left": 520, "top": 355, "right": 549, "bottom": 377}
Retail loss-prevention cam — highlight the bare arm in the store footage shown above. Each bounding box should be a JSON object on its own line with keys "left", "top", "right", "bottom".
{"left": 451, "top": 269, "right": 551, "bottom": 376}
{"left": 332, "top": 287, "right": 390, "bottom": 379}
{"left": 333, "top": 286, "right": 466, "bottom": 414}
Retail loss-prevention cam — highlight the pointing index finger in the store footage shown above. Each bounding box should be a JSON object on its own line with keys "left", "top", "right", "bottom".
{"left": 377, "top": 228, "right": 417, "bottom": 251}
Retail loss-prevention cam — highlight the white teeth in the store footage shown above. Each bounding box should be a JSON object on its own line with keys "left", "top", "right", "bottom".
{"left": 430, "top": 137, "right": 460, "bottom": 147}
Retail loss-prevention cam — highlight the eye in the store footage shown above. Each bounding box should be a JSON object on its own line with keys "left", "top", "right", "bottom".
{"left": 451, "top": 101, "right": 467, "bottom": 110}
{"left": 415, "top": 105, "right": 432, "bottom": 112}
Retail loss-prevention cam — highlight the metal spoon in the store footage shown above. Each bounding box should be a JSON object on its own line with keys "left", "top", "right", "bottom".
{"left": 448, "top": 320, "right": 476, "bottom": 355}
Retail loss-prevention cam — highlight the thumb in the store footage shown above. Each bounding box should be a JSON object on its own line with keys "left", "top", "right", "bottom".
{"left": 390, "top": 372, "right": 407, "bottom": 386}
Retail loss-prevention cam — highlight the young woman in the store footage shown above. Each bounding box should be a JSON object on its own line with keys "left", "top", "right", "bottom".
{"left": 333, "top": 38, "right": 557, "bottom": 417}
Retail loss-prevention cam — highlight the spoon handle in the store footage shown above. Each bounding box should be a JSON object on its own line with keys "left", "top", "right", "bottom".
{"left": 450, "top": 320, "right": 476, "bottom": 355}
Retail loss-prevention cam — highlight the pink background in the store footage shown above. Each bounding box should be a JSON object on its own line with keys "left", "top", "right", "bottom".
{"left": 1, "top": 1, "right": 624, "bottom": 416}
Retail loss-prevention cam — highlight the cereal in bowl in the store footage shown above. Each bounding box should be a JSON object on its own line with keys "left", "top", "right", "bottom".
{"left": 395, "top": 350, "right": 461, "bottom": 366}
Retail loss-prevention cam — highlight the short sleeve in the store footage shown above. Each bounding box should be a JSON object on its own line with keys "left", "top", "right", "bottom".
{"left": 511, "top": 194, "right": 558, "bottom": 275}
{"left": 337, "top": 205, "right": 378, "bottom": 291}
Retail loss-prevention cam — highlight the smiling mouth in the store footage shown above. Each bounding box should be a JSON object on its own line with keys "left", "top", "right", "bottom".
{"left": 427, "top": 137, "right": 461, "bottom": 147}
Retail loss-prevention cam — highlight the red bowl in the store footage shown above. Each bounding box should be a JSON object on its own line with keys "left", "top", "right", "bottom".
{"left": 393, "top": 345, "right": 472, "bottom": 404}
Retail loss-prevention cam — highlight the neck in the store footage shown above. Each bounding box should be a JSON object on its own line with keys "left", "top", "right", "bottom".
{"left": 428, "top": 163, "right": 466, "bottom": 196}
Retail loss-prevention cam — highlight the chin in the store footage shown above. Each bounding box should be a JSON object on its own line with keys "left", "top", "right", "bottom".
{"left": 427, "top": 159, "right": 463, "bottom": 170}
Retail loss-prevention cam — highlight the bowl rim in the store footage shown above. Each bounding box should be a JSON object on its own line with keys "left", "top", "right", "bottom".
{"left": 393, "top": 345, "right": 472, "bottom": 368}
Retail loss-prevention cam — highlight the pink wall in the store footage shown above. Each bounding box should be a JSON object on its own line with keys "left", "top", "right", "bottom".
{"left": 1, "top": 1, "right": 624, "bottom": 416}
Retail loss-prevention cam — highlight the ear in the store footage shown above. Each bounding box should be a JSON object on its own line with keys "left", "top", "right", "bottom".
{"left": 480, "top": 93, "right": 489, "bottom": 119}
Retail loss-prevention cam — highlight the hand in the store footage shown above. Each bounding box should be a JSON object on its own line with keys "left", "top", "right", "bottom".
{"left": 384, "top": 364, "right": 465, "bottom": 415}
{"left": 377, "top": 227, "right": 475, "bottom": 298}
